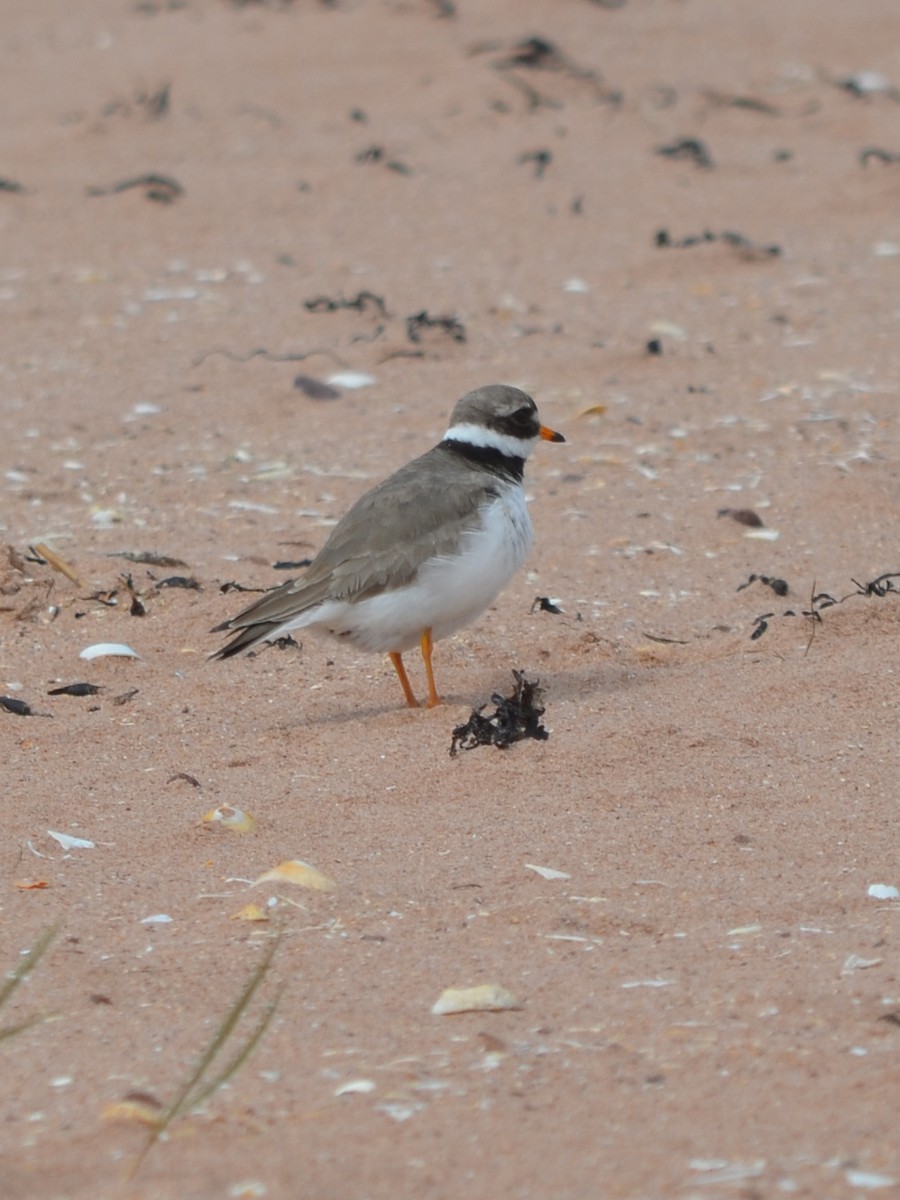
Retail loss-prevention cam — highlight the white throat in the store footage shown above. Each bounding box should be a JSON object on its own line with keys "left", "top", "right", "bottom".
{"left": 443, "top": 421, "right": 537, "bottom": 460}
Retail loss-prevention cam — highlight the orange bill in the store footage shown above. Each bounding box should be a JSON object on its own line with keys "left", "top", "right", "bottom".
{"left": 540, "top": 424, "right": 566, "bottom": 443}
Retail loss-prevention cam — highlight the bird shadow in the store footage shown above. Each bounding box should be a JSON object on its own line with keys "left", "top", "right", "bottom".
{"left": 274, "top": 658, "right": 636, "bottom": 733}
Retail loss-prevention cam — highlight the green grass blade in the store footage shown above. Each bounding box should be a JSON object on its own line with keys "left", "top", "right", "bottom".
{"left": 0, "top": 1014, "right": 44, "bottom": 1043}
{"left": 185, "top": 988, "right": 282, "bottom": 1113}
{"left": 0, "top": 926, "right": 57, "bottom": 1010}
{"left": 131, "top": 933, "right": 280, "bottom": 1176}
{"left": 0, "top": 926, "right": 57, "bottom": 1040}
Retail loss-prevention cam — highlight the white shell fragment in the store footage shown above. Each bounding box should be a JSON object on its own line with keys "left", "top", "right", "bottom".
{"left": 47, "top": 830, "right": 95, "bottom": 850}
{"left": 226, "top": 1182, "right": 268, "bottom": 1199}
{"left": 140, "top": 913, "right": 174, "bottom": 925}
{"left": 227, "top": 500, "right": 278, "bottom": 515}
{"left": 689, "top": 1160, "right": 765, "bottom": 1184}
{"left": 648, "top": 320, "right": 687, "bottom": 341}
{"left": 431, "top": 984, "right": 521, "bottom": 1016}
{"left": 376, "top": 1100, "right": 423, "bottom": 1123}
{"left": 845, "top": 1169, "right": 897, "bottom": 1190}
{"left": 842, "top": 954, "right": 883, "bottom": 974}
{"left": 335, "top": 1079, "right": 376, "bottom": 1097}
{"left": 327, "top": 371, "right": 376, "bottom": 389}
{"left": 840, "top": 70, "right": 892, "bottom": 95}
{"left": 867, "top": 883, "right": 900, "bottom": 900}
{"left": 90, "top": 508, "right": 122, "bottom": 528}
{"left": 79, "top": 642, "right": 140, "bottom": 661}
{"left": 525, "top": 863, "right": 571, "bottom": 881}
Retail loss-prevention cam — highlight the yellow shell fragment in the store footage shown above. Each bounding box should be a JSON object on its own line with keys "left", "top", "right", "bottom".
{"left": 254, "top": 859, "right": 336, "bottom": 892}
{"left": 201, "top": 804, "right": 257, "bottom": 834}
{"left": 101, "top": 1097, "right": 162, "bottom": 1127}
{"left": 231, "top": 903, "right": 270, "bottom": 922}
{"left": 431, "top": 984, "right": 521, "bottom": 1016}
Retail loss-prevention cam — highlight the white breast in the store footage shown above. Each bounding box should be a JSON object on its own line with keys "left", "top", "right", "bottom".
{"left": 308, "top": 484, "right": 534, "bottom": 653}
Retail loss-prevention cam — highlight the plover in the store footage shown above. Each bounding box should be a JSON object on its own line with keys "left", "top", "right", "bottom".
{"left": 212, "top": 384, "right": 565, "bottom": 708}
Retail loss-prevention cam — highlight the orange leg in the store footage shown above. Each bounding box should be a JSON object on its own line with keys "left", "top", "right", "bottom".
{"left": 420, "top": 627, "right": 442, "bottom": 708}
{"left": 389, "top": 651, "right": 419, "bottom": 708}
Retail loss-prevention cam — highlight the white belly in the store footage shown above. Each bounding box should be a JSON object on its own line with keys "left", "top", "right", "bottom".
{"left": 307, "top": 487, "right": 533, "bottom": 653}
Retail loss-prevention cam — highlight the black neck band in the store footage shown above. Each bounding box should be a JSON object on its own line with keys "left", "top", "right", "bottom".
{"left": 441, "top": 438, "right": 525, "bottom": 482}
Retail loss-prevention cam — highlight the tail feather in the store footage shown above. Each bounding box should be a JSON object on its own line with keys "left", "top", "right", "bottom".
{"left": 209, "top": 620, "right": 286, "bottom": 660}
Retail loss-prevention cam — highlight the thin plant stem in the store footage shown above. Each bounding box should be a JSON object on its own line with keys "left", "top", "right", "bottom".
{"left": 0, "top": 926, "right": 57, "bottom": 1041}
{"left": 130, "top": 933, "right": 281, "bottom": 1177}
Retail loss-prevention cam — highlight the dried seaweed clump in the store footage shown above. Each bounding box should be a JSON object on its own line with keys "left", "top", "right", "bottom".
{"left": 450, "top": 670, "right": 548, "bottom": 755}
